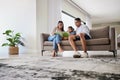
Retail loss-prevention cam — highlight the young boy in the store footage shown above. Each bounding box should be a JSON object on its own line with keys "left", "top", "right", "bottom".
{"left": 62, "top": 26, "right": 76, "bottom": 40}
{"left": 67, "top": 26, "right": 76, "bottom": 35}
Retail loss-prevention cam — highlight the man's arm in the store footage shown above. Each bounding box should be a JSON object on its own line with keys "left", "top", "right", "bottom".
{"left": 82, "top": 26, "right": 90, "bottom": 34}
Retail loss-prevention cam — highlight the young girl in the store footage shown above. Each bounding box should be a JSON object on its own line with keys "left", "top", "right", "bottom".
{"left": 48, "top": 21, "right": 64, "bottom": 57}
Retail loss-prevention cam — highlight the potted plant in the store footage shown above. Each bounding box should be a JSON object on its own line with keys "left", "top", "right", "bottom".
{"left": 2, "top": 30, "right": 24, "bottom": 55}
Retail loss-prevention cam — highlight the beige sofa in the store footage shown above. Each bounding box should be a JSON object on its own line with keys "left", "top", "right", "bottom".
{"left": 41, "top": 26, "right": 117, "bottom": 57}
{"left": 118, "top": 37, "right": 120, "bottom": 48}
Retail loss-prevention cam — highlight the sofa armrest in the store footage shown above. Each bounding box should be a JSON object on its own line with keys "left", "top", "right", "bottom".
{"left": 109, "top": 27, "right": 116, "bottom": 50}
{"left": 40, "top": 33, "right": 50, "bottom": 50}
{"left": 40, "top": 33, "right": 50, "bottom": 42}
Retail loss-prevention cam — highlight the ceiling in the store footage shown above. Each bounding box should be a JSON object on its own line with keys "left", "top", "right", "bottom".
{"left": 71, "top": 0, "right": 120, "bottom": 24}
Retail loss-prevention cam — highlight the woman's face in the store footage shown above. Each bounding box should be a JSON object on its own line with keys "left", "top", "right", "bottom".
{"left": 58, "top": 23, "right": 63, "bottom": 29}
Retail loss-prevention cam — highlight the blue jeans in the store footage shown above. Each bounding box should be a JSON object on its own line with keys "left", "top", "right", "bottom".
{"left": 48, "top": 34, "right": 62, "bottom": 51}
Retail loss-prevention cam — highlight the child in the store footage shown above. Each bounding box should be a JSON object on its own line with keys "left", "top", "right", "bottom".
{"left": 67, "top": 26, "right": 76, "bottom": 35}
{"left": 62, "top": 26, "right": 76, "bottom": 40}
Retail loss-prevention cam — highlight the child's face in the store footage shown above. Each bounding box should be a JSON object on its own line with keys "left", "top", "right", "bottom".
{"left": 68, "top": 28, "right": 72, "bottom": 33}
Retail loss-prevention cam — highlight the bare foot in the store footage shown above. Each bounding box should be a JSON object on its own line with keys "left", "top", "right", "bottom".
{"left": 52, "top": 51, "right": 56, "bottom": 57}
{"left": 57, "top": 44, "right": 64, "bottom": 53}
{"left": 58, "top": 48, "right": 64, "bottom": 53}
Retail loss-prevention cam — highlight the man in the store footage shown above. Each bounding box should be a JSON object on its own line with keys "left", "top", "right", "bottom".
{"left": 69, "top": 18, "right": 91, "bottom": 58}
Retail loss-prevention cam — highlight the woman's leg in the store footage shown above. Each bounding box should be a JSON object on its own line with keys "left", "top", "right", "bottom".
{"left": 52, "top": 38, "right": 58, "bottom": 57}
{"left": 48, "top": 35, "right": 57, "bottom": 57}
{"left": 55, "top": 34, "right": 63, "bottom": 52}
{"left": 48, "top": 35, "right": 56, "bottom": 41}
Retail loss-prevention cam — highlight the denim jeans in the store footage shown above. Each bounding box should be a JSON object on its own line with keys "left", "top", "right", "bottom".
{"left": 48, "top": 34, "right": 62, "bottom": 51}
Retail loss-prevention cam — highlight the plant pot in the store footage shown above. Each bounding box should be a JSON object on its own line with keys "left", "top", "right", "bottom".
{"left": 9, "top": 46, "right": 19, "bottom": 55}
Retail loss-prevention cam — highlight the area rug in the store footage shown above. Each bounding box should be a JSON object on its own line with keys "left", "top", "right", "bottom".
{"left": 0, "top": 56, "right": 120, "bottom": 80}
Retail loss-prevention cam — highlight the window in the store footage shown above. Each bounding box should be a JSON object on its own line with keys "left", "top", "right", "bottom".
{"left": 61, "top": 11, "right": 76, "bottom": 31}
{"left": 61, "top": 11, "right": 86, "bottom": 31}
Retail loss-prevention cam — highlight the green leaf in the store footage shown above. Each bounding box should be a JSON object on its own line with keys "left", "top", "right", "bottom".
{"left": 7, "top": 38, "right": 13, "bottom": 43}
{"left": 15, "top": 33, "right": 21, "bottom": 37}
{"left": 14, "top": 40, "right": 20, "bottom": 44}
{"left": 3, "top": 30, "right": 13, "bottom": 37}
{"left": 9, "top": 43, "right": 15, "bottom": 47}
{"left": 2, "top": 43, "right": 9, "bottom": 46}
{"left": 2, "top": 29, "right": 24, "bottom": 47}
{"left": 3, "top": 30, "right": 12, "bottom": 35}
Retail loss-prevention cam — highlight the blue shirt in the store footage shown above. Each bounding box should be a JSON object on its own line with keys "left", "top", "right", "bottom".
{"left": 70, "top": 31, "right": 76, "bottom": 35}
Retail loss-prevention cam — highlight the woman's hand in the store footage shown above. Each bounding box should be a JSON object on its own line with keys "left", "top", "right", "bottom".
{"left": 51, "top": 27, "right": 57, "bottom": 35}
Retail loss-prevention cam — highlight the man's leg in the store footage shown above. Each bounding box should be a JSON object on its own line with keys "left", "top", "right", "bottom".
{"left": 79, "top": 33, "right": 87, "bottom": 52}
{"left": 69, "top": 35, "right": 81, "bottom": 58}
{"left": 68, "top": 35, "right": 77, "bottom": 51}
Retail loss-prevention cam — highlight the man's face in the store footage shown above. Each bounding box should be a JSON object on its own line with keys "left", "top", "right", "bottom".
{"left": 75, "top": 20, "right": 81, "bottom": 27}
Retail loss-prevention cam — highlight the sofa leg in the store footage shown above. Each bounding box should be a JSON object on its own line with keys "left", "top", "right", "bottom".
{"left": 41, "top": 50, "right": 45, "bottom": 56}
{"left": 113, "top": 50, "right": 117, "bottom": 57}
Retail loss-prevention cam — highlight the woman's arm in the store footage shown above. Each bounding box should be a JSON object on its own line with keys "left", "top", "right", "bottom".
{"left": 51, "top": 27, "right": 57, "bottom": 35}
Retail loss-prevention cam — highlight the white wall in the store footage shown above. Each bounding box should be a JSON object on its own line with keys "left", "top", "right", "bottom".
{"left": 0, "top": 0, "right": 36, "bottom": 54}
{"left": 86, "top": 16, "right": 92, "bottom": 29}
{"left": 48, "top": 0, "right": 62, "bottom": 33}
{"left": 36, "top": 0, "right": 49, "bottom": 53}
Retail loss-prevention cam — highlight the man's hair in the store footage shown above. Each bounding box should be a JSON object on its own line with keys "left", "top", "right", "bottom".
{"left": 75, "top": 18, "right": 81, "bottom": 22}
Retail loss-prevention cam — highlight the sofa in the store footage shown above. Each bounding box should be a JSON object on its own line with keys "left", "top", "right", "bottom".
{"left": 41, "top": 26, "right": 117, "bottom": 57}
{"left": 118, "top": 36, "right": 120, "bottom": 48}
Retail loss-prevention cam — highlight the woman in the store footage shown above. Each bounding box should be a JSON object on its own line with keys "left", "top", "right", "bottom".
{"left": 48, "top": 21, "right": 64, "bottom": 57}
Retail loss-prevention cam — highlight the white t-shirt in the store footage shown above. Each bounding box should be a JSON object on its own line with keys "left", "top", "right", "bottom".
{"left": 76, "top": 24, "right": 91, "bottom": 38}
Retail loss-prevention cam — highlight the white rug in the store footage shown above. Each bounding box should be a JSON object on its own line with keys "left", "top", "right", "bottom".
{"left": 0, "top": 54, "right": 120, "bottom": 80}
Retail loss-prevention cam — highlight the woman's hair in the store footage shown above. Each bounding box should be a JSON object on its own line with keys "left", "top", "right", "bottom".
{"left": 57, "top": 21, "right": 64, "bottom": 31}
{"left": 68, "top": 26, "right": 74, "bottom": 31}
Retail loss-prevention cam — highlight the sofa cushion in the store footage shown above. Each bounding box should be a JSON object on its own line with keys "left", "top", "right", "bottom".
{"left": 42, "top": 33, "right": 50, "bottom": 41}
{"left": 90, "top": 26, "right": 109, "bottom": 39}
{"left": 44, "top": 38, "right": 110, "bottom": 46}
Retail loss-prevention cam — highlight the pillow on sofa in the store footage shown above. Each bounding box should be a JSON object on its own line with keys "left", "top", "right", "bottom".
{"left": 90, "top": 26, "right": 110, "bottom": 39}
{"left": 63, "top": 32, "right": 69, "bottom": 37}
